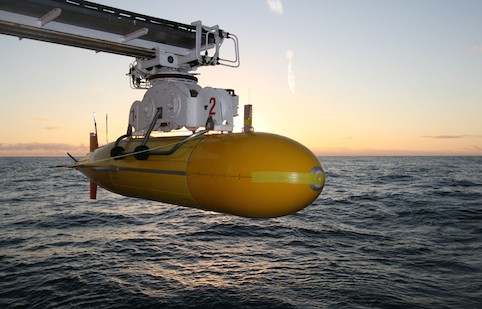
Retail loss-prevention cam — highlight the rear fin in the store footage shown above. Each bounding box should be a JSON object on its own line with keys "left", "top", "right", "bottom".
{"left": 67, "top": 152, "right": 78, "bottom": 162}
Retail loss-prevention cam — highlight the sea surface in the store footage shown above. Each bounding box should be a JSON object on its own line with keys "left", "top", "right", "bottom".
{"left": 0, "top": 156, "right": 481, "bottom": 308}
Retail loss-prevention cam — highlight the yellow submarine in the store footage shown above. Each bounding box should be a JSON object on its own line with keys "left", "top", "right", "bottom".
{"left": 77, "top": 129, "right": 324, "bottom": 218}
{"left": 0, "top": 0, "right": 325, "bottom": 217}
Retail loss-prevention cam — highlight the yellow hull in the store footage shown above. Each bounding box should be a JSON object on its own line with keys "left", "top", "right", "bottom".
{"left": 75, "top": 132, "right": 324, "bottom": 218}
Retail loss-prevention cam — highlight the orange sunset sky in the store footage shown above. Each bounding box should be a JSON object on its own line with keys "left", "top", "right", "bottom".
{"left": 1, "top": 0, "right": 481, "bottom": 156}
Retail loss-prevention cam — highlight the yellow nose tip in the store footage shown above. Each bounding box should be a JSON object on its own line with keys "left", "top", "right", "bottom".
{"left": 187, "top": 132, "right": 324, "bottom": 218}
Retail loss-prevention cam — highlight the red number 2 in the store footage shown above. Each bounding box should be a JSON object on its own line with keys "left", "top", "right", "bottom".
{"left": 209, "top": 97, "right": 216, "bottom": 115}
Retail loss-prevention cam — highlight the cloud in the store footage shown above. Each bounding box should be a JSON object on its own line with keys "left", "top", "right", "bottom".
{"left": 312, "top": 146, "right": 436, "bottom": 156}
{"left": 34, "top": 118, "right": 48, "bottom": 123}
{"left": 267, "top": 0, "right": 283, "bottom": 14}
{"left": 0, "top": 142, "right": 88, "bottom": 156}
{"left": 44, "top": 126, "right": 61, "bottom": 131}
{"left": 422, "top": 135, "right": 468, "bottom": 139}
{"left": 286, "top": 49, "right": 295, "bottom": 94}
{"left": 312, "top": 146, "right": 482, "bottom": 156}
{"left": 472, "top": 45, "right": 482, "bottom": 53}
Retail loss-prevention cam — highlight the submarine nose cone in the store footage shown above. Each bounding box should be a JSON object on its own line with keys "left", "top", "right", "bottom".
{"left": 187, "top": 132, "right": 325, "bottom": 218}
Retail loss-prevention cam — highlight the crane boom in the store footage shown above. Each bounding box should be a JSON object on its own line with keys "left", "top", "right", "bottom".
{"left": 0, "top": 0, "right": 241, "bottom": 135}
{"left": 0, "top": 0, "right": 239, "bottom": 73}
{"left": 0, "top": 0, "right": 208, "bottom": 57}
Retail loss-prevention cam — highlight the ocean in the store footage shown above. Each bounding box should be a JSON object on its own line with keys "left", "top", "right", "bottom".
{"left": 0, "top": 156, "right": 481, "bottom": 308}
